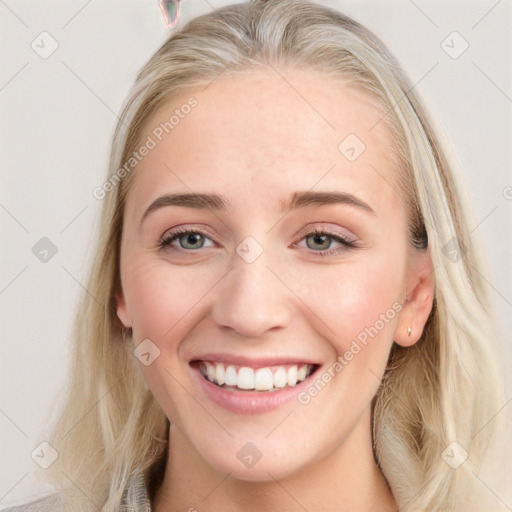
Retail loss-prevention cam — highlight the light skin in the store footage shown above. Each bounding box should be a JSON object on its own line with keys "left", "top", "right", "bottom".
{"left": 116, "top": 67, "right": 434, "bottom": 511}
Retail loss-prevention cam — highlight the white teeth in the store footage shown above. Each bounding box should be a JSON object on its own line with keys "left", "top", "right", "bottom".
{"left": 273, "top": 366, "right": 287, "bottom": 388}
{"left": 287, "top": 365, "right": 298, "bottom": 386}
{"left": 297, "top": 364, "right": 307, "bottom": 381}
{"left": 237, "top": 367, "right": 255, "bottom": 389}
{"left": 254, "top": 368, "right": 274, "bottom": 391}
{"left": 206, "top": 363, "right": 216, "bottom": 382}
{"left": 200, "top": 361, "right": 315, "bottom": 391}
{"left": 215, "top": 363, "right": 225, "bottom": 386}
{"left": 224, "top": 365, "right": 237, "bottom": 386}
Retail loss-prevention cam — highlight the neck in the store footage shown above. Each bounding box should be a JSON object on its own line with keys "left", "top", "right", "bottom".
{"left": 152, "top": 408, "right": 397, "bottom": 512}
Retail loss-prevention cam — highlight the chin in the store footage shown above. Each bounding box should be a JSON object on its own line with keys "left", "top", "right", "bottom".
{"left": 195, "top": 435, "right": 316, "bottom": 483}
{"left": 209, "top": 453, "right": 301, "bottom": 482}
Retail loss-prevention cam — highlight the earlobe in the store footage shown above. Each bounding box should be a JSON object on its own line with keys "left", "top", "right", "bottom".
{"left": 395, "top": 251, "right": 435, "bottom": 347}
{"left": 115, "top": 290, "right": 132, "bottom": 329}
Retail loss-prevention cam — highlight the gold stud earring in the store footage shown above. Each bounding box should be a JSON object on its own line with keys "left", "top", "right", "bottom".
{"left": 407, "top": 326, "right": 412, "bottom": 337}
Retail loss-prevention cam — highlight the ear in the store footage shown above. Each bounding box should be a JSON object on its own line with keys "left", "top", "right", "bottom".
{"left": 394, "top": 248, "right": 435, "bottom": 347}
{"left": 115, "top": 289, "right": 132, "bottom": 329}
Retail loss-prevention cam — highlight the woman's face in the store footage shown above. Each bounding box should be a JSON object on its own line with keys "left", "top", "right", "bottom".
{"left": 116, "top": 68, "right": 432, "bottom": 481}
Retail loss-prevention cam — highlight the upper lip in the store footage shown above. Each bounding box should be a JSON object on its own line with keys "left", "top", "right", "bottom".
{"left": 189, "top": 353, "right": 321, "bottom": 368}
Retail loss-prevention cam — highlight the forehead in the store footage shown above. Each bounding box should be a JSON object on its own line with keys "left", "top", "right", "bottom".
{"left": 127, "top": 67, "right": 401, "bottom": 217}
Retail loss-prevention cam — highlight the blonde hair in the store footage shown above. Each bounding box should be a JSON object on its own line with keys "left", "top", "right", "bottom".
{"left": 39, "top": 0, "right": 506, "bottom": 509}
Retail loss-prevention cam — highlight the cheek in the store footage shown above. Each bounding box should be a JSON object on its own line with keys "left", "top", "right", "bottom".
{"left": 121, "top": 257, "right": 216, "bottom": 422}
{"left": 294, "top": 257, "right": 405, "bottom": 413}
{"left": 122, "top": 255, "right": 216, "bottom": 338}
{"left": 300, "top": 250, "right": 406, "bottom": 359}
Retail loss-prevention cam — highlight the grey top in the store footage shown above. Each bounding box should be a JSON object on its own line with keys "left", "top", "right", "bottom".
{"left": 1, "top": 471, "right": 152, "bottom": 512}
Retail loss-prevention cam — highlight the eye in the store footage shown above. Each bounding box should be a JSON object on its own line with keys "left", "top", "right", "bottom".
{"left": 294, "top": 228, "right": 358, "bottom": 256}
{"left": 158, "top": 227, "right": 215, "bottom": 251}
{"left": 157, "top": 226, "right": 358, "bottom": 256}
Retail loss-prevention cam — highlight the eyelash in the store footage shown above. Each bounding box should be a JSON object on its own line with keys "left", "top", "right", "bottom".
{"left": 157, "top": 226, "right": 358, "bottom": 257}
{"left": 293, "top": 228, "right": 358, "bottom": 256}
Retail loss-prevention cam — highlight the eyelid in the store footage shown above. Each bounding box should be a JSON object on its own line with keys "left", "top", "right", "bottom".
{"left": 292, "top": 231, "right": 357, "bottom": 255}
{"left": 294, "top": 223, "right": 358, "bottom": 244}
{"left": 159, "top": 224, "right": 216, "bottom": 241}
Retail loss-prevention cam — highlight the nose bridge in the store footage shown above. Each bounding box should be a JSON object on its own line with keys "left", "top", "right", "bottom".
{"left": 211, "top": 239, "right": 291, "bottom": 338}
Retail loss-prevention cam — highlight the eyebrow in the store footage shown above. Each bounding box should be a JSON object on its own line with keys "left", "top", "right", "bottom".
{"left": 140, "top": 190, "right": 375, "bottom": 225}
{"left": 283, "top": 190, "right": 375, "bottom": 215}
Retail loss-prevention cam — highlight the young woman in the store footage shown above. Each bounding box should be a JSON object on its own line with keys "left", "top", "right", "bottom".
{"left": 5, "top": 0, "right": 506, "bottom": 510}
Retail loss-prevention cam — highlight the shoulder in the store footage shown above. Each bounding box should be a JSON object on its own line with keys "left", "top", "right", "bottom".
{"left": 1, "top": 491, "right": 63, "bottom": 512}
{"left": 1, "top": 470, "right": 151, "bottom": 512}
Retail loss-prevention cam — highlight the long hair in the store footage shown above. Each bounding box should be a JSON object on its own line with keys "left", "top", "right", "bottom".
{"left": 39, "top": 0, "right": 506, "bottom": 509}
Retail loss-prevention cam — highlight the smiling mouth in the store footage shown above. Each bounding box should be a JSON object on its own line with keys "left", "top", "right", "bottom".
{"left": 194, "top": 361, "right": 319, "bottom": 392}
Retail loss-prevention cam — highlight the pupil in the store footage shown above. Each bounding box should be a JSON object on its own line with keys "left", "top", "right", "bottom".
{"left": 308, "top": 233, "right": 330, "bottom": 250}
{"left": 182, "top": 233, "right": 203, "bottom": 248}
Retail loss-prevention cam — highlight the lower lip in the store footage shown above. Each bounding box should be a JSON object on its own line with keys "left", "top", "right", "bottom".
{"left": 190, "top": 364, "right": 319, "bottom": 415}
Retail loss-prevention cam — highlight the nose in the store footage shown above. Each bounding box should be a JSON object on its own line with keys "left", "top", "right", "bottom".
{"left": 210, "top": 247, "right": 293, "bottom": 339}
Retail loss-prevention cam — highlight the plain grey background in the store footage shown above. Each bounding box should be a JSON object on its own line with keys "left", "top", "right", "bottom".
{"left": 1, "top": 0, "right": 511, "bottom": 507}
